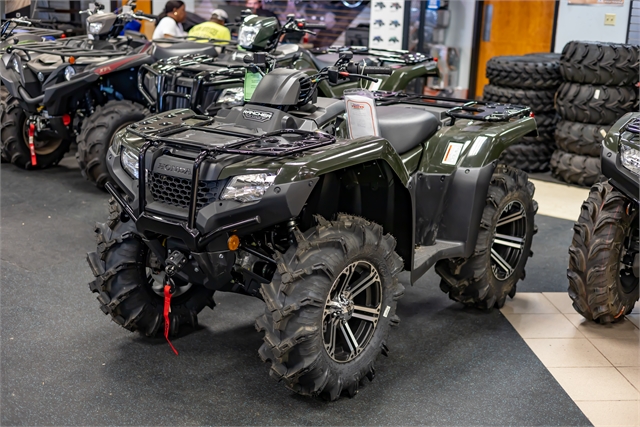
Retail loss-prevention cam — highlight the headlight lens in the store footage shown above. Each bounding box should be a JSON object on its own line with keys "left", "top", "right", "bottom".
{"left": 238, "top": 26, "right": 259, "bottom": 49}
{"left": 217, "top": 88, "right": 244, "bottom": 106}
{"left": 88, "top": 22, "right": 104, "bottom": 34}
{"left": 64, "top": 66, "right": 76, "bottom": 81}
{"left": 121, "top": 146, "right": 140, "bottom": 179}
{"left": 11, "top": 58, "right": 20, "bottom": 74}
{"left": 620, "top": 143, "right": 640, "bottom": 176}
{"left": 221, "top": 173, "right": 276, "bottom": 203}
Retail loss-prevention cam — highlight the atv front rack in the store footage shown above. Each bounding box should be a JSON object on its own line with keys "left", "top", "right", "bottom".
{"left": 375, "top": 92, "right": 531, "bottom": 125}
{"left": 119, "top": 125, "right": 335, "bottom": 243}
{"left": 312, "top": 45, "right": 432, "bottom": 65}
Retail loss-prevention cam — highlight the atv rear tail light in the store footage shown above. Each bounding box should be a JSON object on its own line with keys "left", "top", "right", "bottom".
{"left": 62, "top": 114, "right": 71, "bottom": 126}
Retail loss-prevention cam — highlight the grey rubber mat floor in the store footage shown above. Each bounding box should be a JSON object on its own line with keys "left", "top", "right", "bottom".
{"left": 0, "top": 158, "right": 591, "bottom": 426}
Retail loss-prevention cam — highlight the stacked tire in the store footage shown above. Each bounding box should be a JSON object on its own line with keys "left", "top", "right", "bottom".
{"left": 551, "top": 41, "right": 639, "bottom": 186}
{"left": 483, "top": 53, "right": 561, "bottom": 172}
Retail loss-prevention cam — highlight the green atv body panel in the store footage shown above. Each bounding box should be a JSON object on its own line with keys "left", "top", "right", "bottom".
{"left": 601, "top": 112, "right": 640, "bottom": 203}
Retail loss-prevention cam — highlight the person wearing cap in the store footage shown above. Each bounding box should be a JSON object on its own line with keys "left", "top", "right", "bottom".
{"left": 187, "top": 9, "right": 231, "bottom": 43}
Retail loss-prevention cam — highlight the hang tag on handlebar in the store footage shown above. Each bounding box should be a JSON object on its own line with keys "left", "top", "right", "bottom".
{"left": 244, "top": 71, "right": 263, "bottom": 102}
{"left": 343, "top": 89, "right": 380, "bottom": 139}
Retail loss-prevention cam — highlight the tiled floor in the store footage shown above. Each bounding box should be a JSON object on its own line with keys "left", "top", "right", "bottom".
{"left": 502, "top": 293, "right": 640, "bottom": 426}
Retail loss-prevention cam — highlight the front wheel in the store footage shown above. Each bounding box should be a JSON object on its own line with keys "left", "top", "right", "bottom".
{"left": 256, "top": 214, "right": 405, "bottom": 401}
{"left": 568, "top": 182, "right": 639, "bottom": 323}
{"left": 0, "top": 96, "right": 70, "bottom": 169}
{"left": 76, "top": 100, "right": 148, "bottom": 190}
{"left": 436, "top": 165, "right": 537, "bottom": 309}
{"left": 86, "top": 198, "right": 216, "bottom": 336}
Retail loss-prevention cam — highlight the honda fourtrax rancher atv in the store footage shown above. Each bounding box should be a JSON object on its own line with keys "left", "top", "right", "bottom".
{"left": 87, "top": 53, "right": 538, "bottom": 400}
{"left": 567, "top": 112, "right": 639, "bottom": 324}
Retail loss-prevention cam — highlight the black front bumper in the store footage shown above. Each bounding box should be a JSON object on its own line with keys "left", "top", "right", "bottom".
{"left": 106, "top": 143, "right": 318, "bottom": 252}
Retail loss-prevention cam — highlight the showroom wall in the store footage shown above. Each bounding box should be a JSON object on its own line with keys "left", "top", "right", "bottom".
{"left": 554, "top": 0, "right": 631, "bottom": 52}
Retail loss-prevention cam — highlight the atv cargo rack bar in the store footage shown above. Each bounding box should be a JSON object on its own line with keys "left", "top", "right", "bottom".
{"left": 125, "top": 125, "right": 335, "bottom": 235}
{"left": 6, "top": 42, "right": 130, "bottom": 61}
{"left": 375, "top": 93, "right": 531, "bottom": 125}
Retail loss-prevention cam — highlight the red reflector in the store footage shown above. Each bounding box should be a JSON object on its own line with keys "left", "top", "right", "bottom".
{"left": 298, "top": 22, "right": 304, "bottom": 27}
{"left": 529, "top": 112, "right": 535, "bottom": 118}
{"left": 62, "top": 114, "right": 71, "bottom": 126}
{"left": 60, "top": 34, "right": 66, "bottom": 39}
{"left": 434, "top": 57, "right": 438, "bottom": 62}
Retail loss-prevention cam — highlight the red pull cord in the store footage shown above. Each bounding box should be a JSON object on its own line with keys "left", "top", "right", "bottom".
{"left": 28, "top": 123, "right": 37, "bottom": 166}
{"left": 163, "top": 284, "right": 179, "bottom": 355}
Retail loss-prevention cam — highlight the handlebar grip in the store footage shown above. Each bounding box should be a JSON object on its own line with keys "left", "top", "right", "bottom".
{"left": 304, "top": 23, "right": 326, "bottom": 29}
{"left": 28, "top": 18, "right": 42, "bottom": 23}
{"left": 135, "top": 12, "right": 157, "bottom": 21}
{"left": 361, "top": 65, "right": 392, "bottom": 75}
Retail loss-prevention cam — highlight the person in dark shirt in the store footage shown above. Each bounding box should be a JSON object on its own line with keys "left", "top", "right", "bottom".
{"left": 245, "top": 0, "right": 279, "bottom": 25}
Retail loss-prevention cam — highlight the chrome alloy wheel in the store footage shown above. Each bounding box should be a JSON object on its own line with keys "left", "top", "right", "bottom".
{"left": 490, "top": 200, "right": 528, "bottom": 280}
{"left": 323, "top": 260, "right": 382, "bottom": 363}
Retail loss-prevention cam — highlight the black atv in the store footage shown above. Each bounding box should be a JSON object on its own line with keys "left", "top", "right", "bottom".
{"left": 567, "top": 113, "right": 639, "bottom": 323}
{"left": 87, "top": 53, "right": 538, "bottom": 400}
{"left": 0, "top": 4, "right": 221, "bottom": 174}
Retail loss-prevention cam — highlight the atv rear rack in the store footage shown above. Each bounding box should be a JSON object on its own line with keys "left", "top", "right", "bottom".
{"left": 120, "top": 126, "right": 335, "bottom": 239}
{"left": 5, "top": 41, "right": 131, "bottom": 61}
{"left": 375, "top": 93, "right": 531, "bottom": 125}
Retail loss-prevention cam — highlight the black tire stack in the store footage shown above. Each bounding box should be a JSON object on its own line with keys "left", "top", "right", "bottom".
{"left": 483, "top": 53, "right": 562, "bottom": 172}
{"left": 551, "top": 41, "right": 639, "bottom": 186}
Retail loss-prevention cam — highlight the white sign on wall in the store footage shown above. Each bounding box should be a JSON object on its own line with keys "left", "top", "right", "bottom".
{"left": 369, "top": 1, "right": 405, "bottom": 50}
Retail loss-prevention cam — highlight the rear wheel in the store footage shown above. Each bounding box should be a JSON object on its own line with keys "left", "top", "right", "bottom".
{"left": 256, "top": 214, "right": 404, "bottom": 400}
{"left": 436, "top": 165, "right": 537, "bottom": 309}
{"left": 0, "top": 96, "right": 70, "bottom": 169}
{"left": 568, "top": 182, "right": 639, "bottom": 323}
{"left": 76, "top": 100, "right": 148, "bottom": 190}
{"left": 86, "top": 198, "right": 215, "bottom": 336}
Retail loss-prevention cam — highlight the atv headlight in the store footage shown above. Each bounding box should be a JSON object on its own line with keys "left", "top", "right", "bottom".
{"left": 217, "top": 88, "right": 244, "bottom": 105}
{"left": 88, "top": 22, "right": 104, "bottom": 35}
{"left": 620, "top": 143, "right": 640, "bottom": 176}
{"left": 121, "top": 146, "right": 140, "bottom": 179}
{"left": 238, "top": 26, "right": 259, "bottom": 49}
{"left": 64, "top": 66, "right": 76, "bottom": 81}
{"left": 221, "top": 173, "right": 276, "bottom": 203}
{"left": 11, "top": 58, "right": 20, "bottom": 74}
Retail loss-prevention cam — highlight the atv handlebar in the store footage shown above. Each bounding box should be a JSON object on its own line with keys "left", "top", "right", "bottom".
{"left": 349, "top": 64, "right": 393, "bottom": 75}
{"left": 134, "top": 12, "right": 157, "bottom": 22}
{"left": 301, "top": 22, "right": 326, "bottom": 30}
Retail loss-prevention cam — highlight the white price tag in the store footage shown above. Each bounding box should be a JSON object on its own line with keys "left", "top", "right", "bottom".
{"left": 345, "top": 95, "right": 380, "bottom": 138}
{"left": 442, "top": 142, "right": 464, "bottom": 165}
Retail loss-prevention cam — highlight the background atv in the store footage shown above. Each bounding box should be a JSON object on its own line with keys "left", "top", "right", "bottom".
{"left": 87, "top": 54, "right": 537, "bottom": 400}
{"left": 567, "top": 112, "right": 639, "bottom": 323}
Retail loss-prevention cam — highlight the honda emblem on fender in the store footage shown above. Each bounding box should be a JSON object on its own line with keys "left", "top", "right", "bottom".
{"left": 242, "top": 109, "right": 273, "bottom": 122}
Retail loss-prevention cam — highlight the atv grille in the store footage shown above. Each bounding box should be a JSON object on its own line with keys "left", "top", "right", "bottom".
{"left": 149, "top": 172, "right": 219, "bottom": 210}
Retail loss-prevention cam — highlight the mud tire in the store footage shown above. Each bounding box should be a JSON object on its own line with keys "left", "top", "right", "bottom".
{"left": 0, "top": 96, "right": 70, "bottom": 169}
{"left": 550, "top": 149, "right": 602, "bottom": 187}
{"left": 436, "top": 165, "right": 537, "bottom": 309}
{"left": 555, "top": 82, "right": 638, "bottom": 125}
{"left": 76, "top": 100, "right": 148, "bottom": 190}
{"left": 560, "top": 41, "right": 640, "bottom": 86}
{"left": 86, "top": 198, "right": 215, "bottom": 336}
{"left": 555, "top": 120, "right": 610, "bottom": 157}
{"left": 256, "top": 214, "right": 405, "bottom": 401}
{"left": 567, "top": 182, "right": 639, "bottom": 323}
{"left": 486, "top": 53, "right": 561, "bottom": 89}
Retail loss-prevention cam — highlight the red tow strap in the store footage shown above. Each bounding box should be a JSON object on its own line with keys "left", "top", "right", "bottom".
{"left": 163, "top": 284, "right": 179, "bottom": 355}
{"left": 28, "top": 123, "right": 37, "bottom": 166}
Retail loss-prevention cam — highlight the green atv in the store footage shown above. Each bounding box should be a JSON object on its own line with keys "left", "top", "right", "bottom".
{"left": 87, "top": 53, "right": 538, "bottom": 400}
{"left": 138, "top": 13, "right": 437, "bottom": 115}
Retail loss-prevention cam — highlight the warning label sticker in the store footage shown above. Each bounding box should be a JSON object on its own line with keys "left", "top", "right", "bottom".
{"left": 442, "top": 142, "right": 464, "bottom": 165}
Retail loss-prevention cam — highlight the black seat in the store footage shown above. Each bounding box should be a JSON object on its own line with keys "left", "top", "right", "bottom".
{"left": 152, "top": 42, "right": 218, "bottom": 61}
{"left": 377, "top": 106, "right": 440, "bottom": 154}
